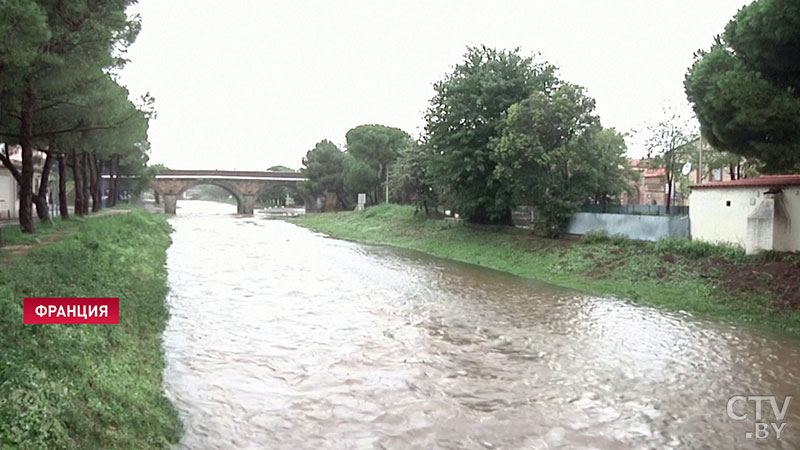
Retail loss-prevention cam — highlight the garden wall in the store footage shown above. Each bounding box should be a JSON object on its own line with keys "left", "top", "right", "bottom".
{"left": 566, "top": 212, "right": 690, "bottom": 241}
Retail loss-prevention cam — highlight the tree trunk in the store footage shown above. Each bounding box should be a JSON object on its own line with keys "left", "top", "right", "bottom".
{"left": 0, "top": 76, "right": 3, "bottom": 244}
{"left": 97, "top": 159, "right": 104, "bottom": 209}
{"left": 81, "top": 153, "right": 90, "bottom": 215}
{"left": 72, "top": 150, "right": 84, "bottom": 216}
{"left": 109, "top": 154, "right": 119, "bottom": 207}
{"left": 34, "top": 150, "right": 54, "bottom": 222}
{"left": 19, "top": 82, "right": 36, "bottom": 233}
{"left": 378, "top": 164, "right": 386, "bottom": 204}
{"left": 87, "top": 154, "right": 96, "bottom": 212}
{"left": 336, "top": 188, "right": 349, "bottom": 210}
{"left": 58, "top": 153, "right": 69, "bottom": 219}
{"left": 88, "top": 155, "right": 101, "bottom": 212}
{"left": 666, "top": 174, "right": 673, "bottom": 215}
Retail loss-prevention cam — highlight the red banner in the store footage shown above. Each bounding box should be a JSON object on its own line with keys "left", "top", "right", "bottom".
{"left": 23, "top": 298, "right": 119, "bottom": 324}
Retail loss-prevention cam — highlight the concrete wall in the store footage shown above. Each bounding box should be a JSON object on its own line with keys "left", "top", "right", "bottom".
{"left": 773, "top": 197, "right": 795, "bottom": 252}
{"left": 566, "top": 212, "right": 690, "bottom": 242}
{"left": 690, "top": 187, "right": 800, "bottom": 252}
{"left": 779, "top": 187, "right": 800, "bottom": 252}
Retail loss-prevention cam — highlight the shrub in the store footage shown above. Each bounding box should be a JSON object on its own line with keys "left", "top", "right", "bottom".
{"left": 654, "top": 236, "right": 745, "bottom": 260}
{"left": 610, "top": 234, "right": 633, "bottom": 246}
{"left": 581, "top": 230, "right": 609, "bottom": 244}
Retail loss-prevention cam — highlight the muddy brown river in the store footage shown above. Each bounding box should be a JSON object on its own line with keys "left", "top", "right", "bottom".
{"left": 163, "top": 200, "right": 799, "bottom": 449}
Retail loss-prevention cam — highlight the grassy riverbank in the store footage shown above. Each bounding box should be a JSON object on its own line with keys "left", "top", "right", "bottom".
{"left": 0, "top": 210, "right": 181, "bottom": 449}
{"left": 1, "top": 219, "right": 78, "bottom": 246}
{"left": 293, "top": 205, "right": 800, "bottom": 337}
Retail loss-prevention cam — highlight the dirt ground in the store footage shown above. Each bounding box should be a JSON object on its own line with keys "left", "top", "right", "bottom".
{"left": 708, "top": 258, "right": 800, "bottom": 309}
{"left": 0, "top": 209, "right": 131, "bottom": 266}
{"left": 0, "top": 228, "right": 76, "bottom": 266}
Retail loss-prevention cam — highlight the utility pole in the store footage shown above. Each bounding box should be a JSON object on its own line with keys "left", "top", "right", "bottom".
{"left": 698, "top": 135, "right": 704, "bottom": 184}
{"left": 385, "top": 165, "right": 389, "bottom": 205}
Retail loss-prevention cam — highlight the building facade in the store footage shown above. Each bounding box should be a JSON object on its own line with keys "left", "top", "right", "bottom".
{"left": 624, "top": 159, "right": 673, "bottom": 206}
{"left": 0, "top": 145, "right": 49, "bottom": 220}
{"left": 689, "top": 175, "right": 800, "bottom": 254}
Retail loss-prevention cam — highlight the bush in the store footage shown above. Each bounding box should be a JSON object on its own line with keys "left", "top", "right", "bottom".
{"left": 610, "top": 234, "right": 633, "bottom": 246}
{"left": 581, "top": 230, "right": 610, "bottom": 243}
{"left": 654, "top": 236, "right": 745, "bottom": 260}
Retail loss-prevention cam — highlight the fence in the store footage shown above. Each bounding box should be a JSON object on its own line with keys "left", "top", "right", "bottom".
{"left": 566, "top": 212, "right": 690, "bottom": 242}
{"left": 580, "top": 204, "right": 689, "bottom": 216}
{"left": 513, "top": 205, "right": 691, "bottom": 241}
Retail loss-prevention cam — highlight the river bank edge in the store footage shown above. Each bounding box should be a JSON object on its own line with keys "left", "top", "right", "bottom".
{"left": 290, "top": 204, "right": 800, "bottom": 339}
{"left": 0, "top": 209, "right": 182, "bottom": 449}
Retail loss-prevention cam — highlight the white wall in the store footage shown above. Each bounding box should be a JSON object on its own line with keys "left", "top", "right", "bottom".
{"left": 777, "top": 187, "right": 800, "bottom": 251}
{"left": 567, "top": 212, "right": 689, "bottom": 242}
{"left": 690, "top": 186, "right": 800, "bottom": 252}
{"left": 0, "top": 172, "right": 16, "bottom": 219}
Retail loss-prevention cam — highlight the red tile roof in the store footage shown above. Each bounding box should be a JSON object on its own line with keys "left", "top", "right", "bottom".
{"left": 644, "top": 167, "right": 666, "bottom": 178}
{"left": 692, "top": 175, "right": 800, "bottom": 189}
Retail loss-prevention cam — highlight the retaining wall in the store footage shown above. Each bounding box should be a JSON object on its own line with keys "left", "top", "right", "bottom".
{"left": 566, "top": 212, "right": 690, "bottom": 241}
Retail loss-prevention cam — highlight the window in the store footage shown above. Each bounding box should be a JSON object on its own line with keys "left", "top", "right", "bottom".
{"left": 726, "top": 200, "right": 731, "bottom": 207}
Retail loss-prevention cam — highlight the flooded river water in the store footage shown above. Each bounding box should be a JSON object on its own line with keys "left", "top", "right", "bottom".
{"left": 163, "top": 200, "right": 799, "bottom": 449}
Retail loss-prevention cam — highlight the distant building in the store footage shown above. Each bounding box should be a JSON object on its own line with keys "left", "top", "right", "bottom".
{"left": 624, "top": 137, "right": 756, "bottom": 208}
{"left": 624, "top": 159, "right": 672, "bottom": 206}
{"left": 0, "top": 144, "right": 49, "bottom": 220}
{"left": 690, "top": 175, "right": 800, "bottom": 254}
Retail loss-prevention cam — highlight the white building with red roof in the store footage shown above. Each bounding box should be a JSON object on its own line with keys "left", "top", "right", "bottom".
{"left": 0, "top": 144, "right": 49, "bottom": 220}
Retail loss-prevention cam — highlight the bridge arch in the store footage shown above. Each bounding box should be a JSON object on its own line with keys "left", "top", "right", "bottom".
{"left": 253, "top": 179, "right": 302, "bottom": 207}
{"left": 152, "top": 170, "right": 308, "bottom": 215}
{"left": 167, "top": 179, "right": 246, "bottom": 214}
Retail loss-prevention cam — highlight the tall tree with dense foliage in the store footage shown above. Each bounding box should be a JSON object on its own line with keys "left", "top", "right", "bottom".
{"left": 390, "top": 142, "right": 439, "bottom": 216}
{"left": 424, "top": 46, "right": 556, "bottom": 224}
{"left": 494, "top": 83, "right": 624, "bottom": 236}
{"left": 342, "top": 155, "right": 380, "bottom": 205}
{"left": 582, "top": 128, "right": 637, "bottom": 208}
{"left": 345, "top": 124, "right": 412, "bottom": 204}
{"left": 0, "top": 2, "right": 49, "bottom": 243}
{"left": 685, "top": 0, "right": 800, "bottom": 173}
{"left": 0, "top": 0, "right": 49, "bottom": 230}
{"left": 300, "top": 140, "right": 348, "bottom": 209}
{"left": 0, "top": 0, "right": 140, "bottom": 231}
{"left": 0, "top": 1, "right": 49, "bottom": 112}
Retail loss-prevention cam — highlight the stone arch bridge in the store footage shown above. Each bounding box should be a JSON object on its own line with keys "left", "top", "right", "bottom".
{"left": 153, "top": 170, "right": 307, "bottom": 214}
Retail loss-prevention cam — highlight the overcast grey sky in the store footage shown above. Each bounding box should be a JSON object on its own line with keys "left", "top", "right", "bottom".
{"left": 117, "top": 0, "right": 748, "bottom": 170}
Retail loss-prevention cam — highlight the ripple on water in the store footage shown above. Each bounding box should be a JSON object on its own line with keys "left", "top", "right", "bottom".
{"left": 163, "top": 201, "right": 800, "bottom": 449}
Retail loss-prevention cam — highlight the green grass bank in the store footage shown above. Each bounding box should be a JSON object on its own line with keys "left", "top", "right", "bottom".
{"left": 0, "top": 210, "right": 181, "bottom": 449}
{"left": 292, "top": 204, "right": 800, "bottom": 337}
